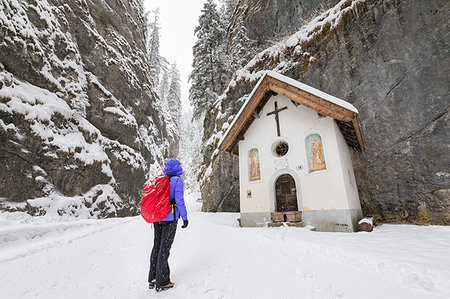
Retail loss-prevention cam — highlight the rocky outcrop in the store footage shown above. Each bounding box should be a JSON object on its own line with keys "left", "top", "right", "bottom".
{"left": 201, "top": 0, "right": 449, "bottom": 224}
{"left": 0, "top": 0, "right": 172, "bottom": 217}
{"left": 234, "top": 0, "right": 340, "bottom": 45}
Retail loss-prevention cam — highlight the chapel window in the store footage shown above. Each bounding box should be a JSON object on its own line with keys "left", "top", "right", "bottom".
{"left": 273, "top": 141, "right": 289, "bottom": 157}
{"left": 248, "top": 148, "right": 261, "bottom": 181}
{"left": 305, "top": 134, "right": 327, "bottom": 173}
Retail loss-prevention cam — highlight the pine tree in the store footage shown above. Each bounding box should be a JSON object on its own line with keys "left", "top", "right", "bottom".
{"left": 159, "top": 69, "right": 170, "bottom": 108}
{"left": 220, "top": 0, "right": 257, "bottom": 73}
{"left": 220, "top": 0, "right": 238, "bottom": 22}
{"left": 146, "top": 9, "right": 163, "bottom": 86}
{"left": 179, "top": 109, "right": 203, "bottom": 191}
{"left": 166, "top": 62, "right": 182, "bottom": 122}
{"left": 229, "top": 15, "right": 257, "bottom": 71}
{"left": 189, "top": 0, "right": 227, "bottom": 119}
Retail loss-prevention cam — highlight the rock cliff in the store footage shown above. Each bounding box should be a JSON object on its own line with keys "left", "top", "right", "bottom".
{"left": 0, "top": 0, "right": 172, "bottom": 217}
{"left": 200, "top": 0, "right": 449, "bottom": 224}
{"left": 232, "top": 0, "right": 340, "bottom": 46}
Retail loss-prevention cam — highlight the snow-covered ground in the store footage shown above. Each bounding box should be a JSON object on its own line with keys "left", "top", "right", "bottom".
{"left": 1, "top": 193, "right": 449, "bottom": 299}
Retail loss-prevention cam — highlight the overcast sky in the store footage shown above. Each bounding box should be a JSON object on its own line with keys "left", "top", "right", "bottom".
{"left": 143, "top": 0, "right": 207, "bottom": 113}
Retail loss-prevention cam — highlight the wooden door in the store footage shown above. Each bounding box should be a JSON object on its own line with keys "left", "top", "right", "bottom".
{"left": 275, "top": 174, "right": 298, "bottom": 212}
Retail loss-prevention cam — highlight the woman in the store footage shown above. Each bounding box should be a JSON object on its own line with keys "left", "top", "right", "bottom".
{"left": 148, "top": 158, "right": 188, "bottom": 292}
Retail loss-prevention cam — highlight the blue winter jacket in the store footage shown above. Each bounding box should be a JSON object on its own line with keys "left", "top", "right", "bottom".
{"left": 161, "top": 159, "right": 188, "bottom": 222}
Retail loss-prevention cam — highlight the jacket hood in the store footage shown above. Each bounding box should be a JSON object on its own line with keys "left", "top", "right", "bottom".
{"left": 164, "top": 158, "right": 183, "bottom": 176}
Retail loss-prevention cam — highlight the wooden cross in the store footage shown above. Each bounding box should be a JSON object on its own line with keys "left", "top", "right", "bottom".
{"left": 266, "top": 101, "right": 288, "bottom": 136}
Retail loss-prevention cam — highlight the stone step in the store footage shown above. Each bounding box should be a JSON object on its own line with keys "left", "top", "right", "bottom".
{"left": 268, "top": 221, "right": 305, "bottom": 228}
{"left": 286, "top": 222, "right": 305, "bottom": 228}
{"left": 268, "top": 222, "right": 283, "bottom": 228}
{"left": 271, "top": 211, "right": 302, "bottom": 222}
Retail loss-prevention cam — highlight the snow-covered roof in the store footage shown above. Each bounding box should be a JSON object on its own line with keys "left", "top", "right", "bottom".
{"left": 266, "top": 71, "right": 358, "bottom": 113}
{"left": 218, "top": 71, "right": 364, "bottom": 154}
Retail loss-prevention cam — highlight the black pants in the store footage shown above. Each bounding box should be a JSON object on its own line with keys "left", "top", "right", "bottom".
{"left": 148, "top": 221, "right": 177, "bottom": 287}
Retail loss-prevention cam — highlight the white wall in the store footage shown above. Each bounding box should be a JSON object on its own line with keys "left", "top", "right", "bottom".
{"left": 333, "top": 122, "right": 362, "bottom": 210}
{"left": 239, "top": 94, "right": 354, "bottom": 214}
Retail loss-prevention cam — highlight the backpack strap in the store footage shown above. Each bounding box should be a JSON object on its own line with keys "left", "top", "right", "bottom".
{"left": 168, "top": 176, "right": 179, "bottom": 221}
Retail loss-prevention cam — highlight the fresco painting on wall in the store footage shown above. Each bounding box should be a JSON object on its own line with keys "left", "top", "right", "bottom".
{"left": 306, "top": 134, "right": 326, "bottom": 173}
{"left": 248, "top": 148, "right": 261, "bottom": 181}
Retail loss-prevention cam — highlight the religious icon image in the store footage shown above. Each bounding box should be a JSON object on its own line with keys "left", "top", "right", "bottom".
{"left": 306, "top": 134, "right": 326, "bottom": 173}
{"left": 248, "top": 148, "right": 261, "bottom": 181}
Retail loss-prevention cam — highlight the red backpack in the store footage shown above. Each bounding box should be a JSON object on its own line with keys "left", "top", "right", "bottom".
{"left": 140, "top": 175, "right": 170, "bottom": 223}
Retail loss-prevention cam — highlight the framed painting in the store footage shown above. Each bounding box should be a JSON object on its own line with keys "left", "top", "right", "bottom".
{"left": 248, "top": 148, "right": 261, "bottom": 181}
{"left": 306, "top": 134, "right": 326, "bottom": 173}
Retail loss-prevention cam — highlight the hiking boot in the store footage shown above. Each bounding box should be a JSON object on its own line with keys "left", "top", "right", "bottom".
{"left": 156, "top": 282, "right": 174, "bottom": 292}
{"left": 148, "top": 281, "right": 155, "bottom": 289}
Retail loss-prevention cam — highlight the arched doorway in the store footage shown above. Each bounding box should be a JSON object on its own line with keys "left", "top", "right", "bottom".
{"left": 275, "top": 174, "right": 298, "bottom": 212}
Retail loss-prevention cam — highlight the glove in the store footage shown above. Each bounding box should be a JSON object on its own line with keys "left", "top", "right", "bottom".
{"left": 181, "top": 219, "right": 189, "bottom": 228}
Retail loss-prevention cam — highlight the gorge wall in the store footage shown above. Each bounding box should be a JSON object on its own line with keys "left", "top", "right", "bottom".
{"left": 200, "top": 0, "right": 449, "bottom": 224}
{"left": 0, "top": 0, "right": 173, "bottom": 217}
{"left": 232, "top": 0, "right": 340, "bottom": 46}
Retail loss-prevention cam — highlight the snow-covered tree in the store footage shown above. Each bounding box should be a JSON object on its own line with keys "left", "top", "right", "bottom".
{"left": 219, "top": 0, "right": 257, "bottom": 73}
{"left": 145, "top": 9, "right": 181, "bottom": 155}
{"left": 179, "top": 109, "right": 203, "bottom": 192}
{"left": 146, "top": 9, "right": 163, "bottom": 86}
{"left": 228, "top": 15, "right": 257, "bottom": 71}
{"left": 220, "top": 0, "right": 238, "bottom": 22}
{"left": 189, "top": 0, "right": 227, "bottom": 119}
{"left": 159, "top": 69, "right": 170, "bottom": 107}
{"left": 166, "top": 62, "right": 182, "bottom": 122}
{"left": 189, "top": 0, "right": 257, "bottom": 120}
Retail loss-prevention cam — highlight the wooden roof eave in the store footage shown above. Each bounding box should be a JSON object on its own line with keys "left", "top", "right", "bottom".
{"left": 268, "top": 76, "right": 365, "bottom": 151}
{"left": 267, "top": 76, "right": 355, "bottom": 123}
{"left": 220, "top": 74, "right": 365, "bottom": 154}
{"left": 352, "top": 115, "right": 365, "bottom": 151}
{"left": 219, "top": 79, "right": 270, "bottom": 154}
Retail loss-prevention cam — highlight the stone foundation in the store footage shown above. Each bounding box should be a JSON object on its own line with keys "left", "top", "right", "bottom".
{"left": 303, "top": 209, "right": 363, "bottom": 232}
{"left": 240, "top": 212, "right": 272, "bottom": 227}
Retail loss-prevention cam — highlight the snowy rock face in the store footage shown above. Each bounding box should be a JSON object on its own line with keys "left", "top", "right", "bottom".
{"left": 0, "top": 0, "right": 170, "bottom": 217}
{"left": 201, "top": 0, "right": 449, "bottom": 224}
{"left": 234, "top": 0, "right": 339, "bottom": 46}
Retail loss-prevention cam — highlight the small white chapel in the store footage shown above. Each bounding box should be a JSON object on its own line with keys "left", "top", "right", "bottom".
{"left": 218, "top": 71, "right": 365, "bottom": 232}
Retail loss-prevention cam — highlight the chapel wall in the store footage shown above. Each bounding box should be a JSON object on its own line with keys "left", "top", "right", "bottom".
{"left": 238, "top": 143, "right": 269, "bottom": 213}
{"left": 239, "top": 94, "right": 350, "bottom": 215}
{"left": 333, "top": 121, "right": 362, "bottom": 210}
{"left": 298, "top": 115, "right": 347, "bottom": 211}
